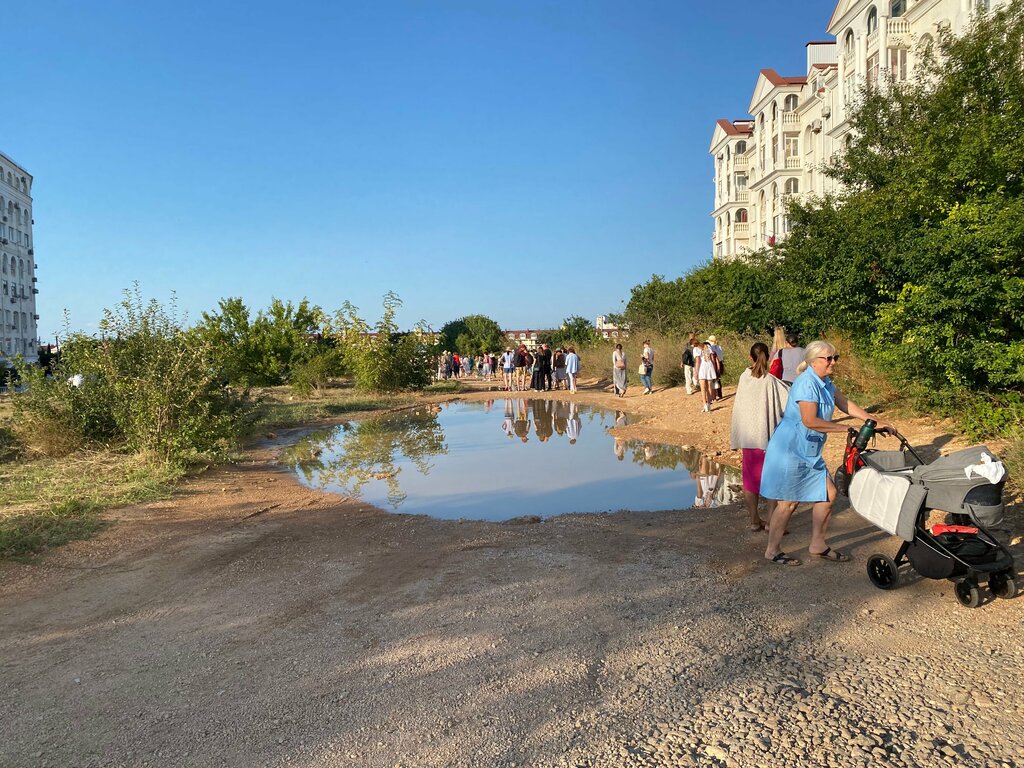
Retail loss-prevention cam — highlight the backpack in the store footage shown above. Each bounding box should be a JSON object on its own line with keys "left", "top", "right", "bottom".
{"left": 682, "top": 347, "right": 694, "bottom": 367}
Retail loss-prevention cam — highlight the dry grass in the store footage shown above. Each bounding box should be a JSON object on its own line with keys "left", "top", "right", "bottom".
{"left": 0, "top": 451, "right": 181, "bottom": 560}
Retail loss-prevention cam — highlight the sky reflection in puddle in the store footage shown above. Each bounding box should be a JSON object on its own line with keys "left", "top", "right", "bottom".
{"left": 284, "top": 399, "right": 740, "bottom": 521}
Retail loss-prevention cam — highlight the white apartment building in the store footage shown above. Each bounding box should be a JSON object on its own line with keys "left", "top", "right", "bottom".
{"left": 710, "top": 0, "right": 1008, "bottom": 260}
{"left": 0, "top": 151, "right": 39, "bottom": 362}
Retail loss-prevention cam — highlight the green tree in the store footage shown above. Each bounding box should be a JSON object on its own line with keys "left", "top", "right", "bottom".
{"left": 546, "top": 315, "right": 599, "bottom": 348}
{"left": 345, "top": 293, "right": 435, "bottom": 392}
{"left": 195, "top": 297, "right": 327, "bottom": 386}
{"left": 438, "top": 315, "right": 505, "bottom": 356}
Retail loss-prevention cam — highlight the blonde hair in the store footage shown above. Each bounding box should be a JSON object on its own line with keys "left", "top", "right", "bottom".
{"left": 771, "top": 326, "right": 786, "bottom": 352}
{"left": 795, "top": 340, "right": 836, "bottom": 374}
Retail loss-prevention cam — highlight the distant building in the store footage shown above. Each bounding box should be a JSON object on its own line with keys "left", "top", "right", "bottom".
{"left": 595, "top": 315, "right": 629, "bottom": 341}
{"left": 0, "top": 151, "right": 39, "bottom": 362}
{"left": 503, "top": 329, "right": 542, "bottom": 351}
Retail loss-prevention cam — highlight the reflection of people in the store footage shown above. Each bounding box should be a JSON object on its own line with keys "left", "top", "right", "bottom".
{"left": 614, "top": 410, "right": 627, "bottom": 428}
{"left": 693, "top": 455, "right": 721, "bottom": 508}
{"left": 760, "top": 341, "right": 894, "bottom": 566}
{"left": 730, "top": 342, "right": 789, "bottom": 531}
{"left": 501, "top": 398, "right": 515, "bottom": 439}
{"left": 533, "top": 399, "right": 553, "bottom": 442}
{"left": 643, "top": 443, "right": 655, "bottom": 463}
{"left": 566, "top": 401, "right": 581, "bottom": 445}
{"left": 513, "top": 398, "right": 531, "bottom": 442}
{"left": 612, "top": 344, "right": 628, "bottom": 397}
{"left": 614, "top": 437, "right": 625, "bottom": 461}
{"left": 553, "top": 400, "right": 569, "bottom": 436}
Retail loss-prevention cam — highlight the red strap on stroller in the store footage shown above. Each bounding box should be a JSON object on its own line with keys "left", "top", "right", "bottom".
{"left": 931, "top": 524, "right": 979, "bottom": 536}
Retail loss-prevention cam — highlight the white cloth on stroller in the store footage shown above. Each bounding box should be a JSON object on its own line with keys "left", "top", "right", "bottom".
{"left": 964, "top": 452, "right": 1005, "bottom": 484}
{"left": 849, "top": 466, "right": 925, "bottom": 542}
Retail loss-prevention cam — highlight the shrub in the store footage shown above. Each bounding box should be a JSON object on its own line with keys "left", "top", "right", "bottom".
{"left": 13, "top": 287, "right": 250, "bottom": 461}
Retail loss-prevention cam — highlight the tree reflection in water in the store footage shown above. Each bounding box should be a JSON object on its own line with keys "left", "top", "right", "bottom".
{"left": 283, "top": 407, "right": 448, "bottom": 508}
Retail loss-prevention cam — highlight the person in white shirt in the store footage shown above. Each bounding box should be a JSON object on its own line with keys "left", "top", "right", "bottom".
{"left": 564, "top": 346, "right": 581, "bottom": 393}
{"left": 499, "top": 348, "right": 515, "bottom": 391}
{"left": 708, "top": 334, "right": 725, "bottom": 401}
{"left": 641, "top": 340, "right": 655, "bottom": 394}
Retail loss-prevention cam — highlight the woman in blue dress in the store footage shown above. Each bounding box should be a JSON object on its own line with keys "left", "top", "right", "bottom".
{"left": 760, "top": 340, "right": 892, "bottom": 566}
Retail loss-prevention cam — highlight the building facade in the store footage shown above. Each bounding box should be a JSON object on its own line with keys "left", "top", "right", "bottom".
{"left": 0, "top": 151, "right": 39, "bottom": 362}
{"left": 710, "top": 0, "right": 1008, "bottom": 260}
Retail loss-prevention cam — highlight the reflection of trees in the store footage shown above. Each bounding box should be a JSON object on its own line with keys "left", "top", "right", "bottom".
{"left": 625, "top": 442, "right": 701, "bottom": 471}
{"left": 282, "top": 409, "right": 447, "bottom": 508}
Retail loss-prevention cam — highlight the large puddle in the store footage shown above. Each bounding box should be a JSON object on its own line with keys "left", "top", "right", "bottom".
{"left": 283, "top": 399, "right": 740, "bottom": 521}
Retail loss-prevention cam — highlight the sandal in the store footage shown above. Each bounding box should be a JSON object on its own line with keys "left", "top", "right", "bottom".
{"left": 749, "top": 523, "right": 766, "bottom": 532}
{"left": 767, "top": 552, "right": 802, "bottom": 566}
{"left": 812, "top": 547, "right": 850, "bottom": 563}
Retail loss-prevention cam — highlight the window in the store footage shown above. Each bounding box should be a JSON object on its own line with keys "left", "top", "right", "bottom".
{"left": 867, "top": 7, "right": 878, "bottom": 35}
{"left": 891, "top": 0, "right": 906, "bottom": 16}
{"left": 735, "top": 209, "right": 748, "bottom": 223}
{"left": 783, "top": 94, "right": 798, "bottom": 112}
{"left": 784, "top": 178, "right": 800, "bottom": 195}
{"left": 736, "top": 140, "right": 747, "bottom": 154}
{"left": 889, "top": 48, "right": 908, "bottom": 81}
{"left": 845, "top": 30, "right": 855, "bottom": 55}
{"left": 785, "top": 135, "right": 799, "bottom": 158}
{"left": 866, "top": 53, "right": 880, "bottom": 88}
{"left": 735, "top": 173, "right": 747, "bottom": 192}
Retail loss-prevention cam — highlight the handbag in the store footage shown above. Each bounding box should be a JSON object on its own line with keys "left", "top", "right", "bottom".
{"left": 638, "top": 363, "right": 646, "bottom": 375}
{"left": 769, "top": 351, "right": 783, "bottom": 380}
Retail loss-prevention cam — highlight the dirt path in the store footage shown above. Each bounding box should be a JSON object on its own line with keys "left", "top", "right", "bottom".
{"left": 1, "top": 379, "right": 1022, "bottom": 768}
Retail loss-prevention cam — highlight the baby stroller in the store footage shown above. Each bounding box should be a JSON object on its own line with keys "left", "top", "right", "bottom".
{"left": 840, "top": 422, "right": 1017, "bottom": 608}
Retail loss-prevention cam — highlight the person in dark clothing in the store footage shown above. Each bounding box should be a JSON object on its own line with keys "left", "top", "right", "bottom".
{"left": 538, "top": 344, "right": 554, "bottom": 391}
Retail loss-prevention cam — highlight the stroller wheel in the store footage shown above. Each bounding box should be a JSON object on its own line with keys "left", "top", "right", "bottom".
{"left": 954, "top": 578, "right": 981, "bottom": 609}
{"left": 989, "top": 571, "right": 1018, "bottom": 600}
{"left": 866, "top": 554, "right": 899, "bottom": 590}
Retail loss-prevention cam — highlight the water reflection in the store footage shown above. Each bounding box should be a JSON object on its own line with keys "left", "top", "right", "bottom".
{"left": 283, "top": 407, "right": 448, "bottom": 508}
{"left": 285, "top": 399, "right": 740, "bottom": 520}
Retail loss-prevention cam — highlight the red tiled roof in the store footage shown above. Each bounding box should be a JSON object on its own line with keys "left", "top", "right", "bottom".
{"left": 760, "top": 68, "right": 806, "bottom": 87}
{"left": 716, "top": 118, "right": 754, "bottom": 136}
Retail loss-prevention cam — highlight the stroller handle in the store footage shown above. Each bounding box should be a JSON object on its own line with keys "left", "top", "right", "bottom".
{"left": 847, "top": 422, "right": 924, "bottom": 464}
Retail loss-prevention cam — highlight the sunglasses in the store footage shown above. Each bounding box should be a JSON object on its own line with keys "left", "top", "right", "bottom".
{"left": 817, "top": 354, "right": 841, "bottom": 363}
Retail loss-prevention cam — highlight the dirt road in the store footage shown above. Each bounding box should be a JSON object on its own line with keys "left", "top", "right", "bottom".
{"left": 2, "top": 381, "right": 1021, "bottom": 767}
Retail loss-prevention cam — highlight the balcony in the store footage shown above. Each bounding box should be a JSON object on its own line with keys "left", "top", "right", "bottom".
{"left": 782, "top": 112, "right": 799, "bottom": 126}
{"left": 785, "top": 157, "right": 801, "bottom": 169}
{"left": 733, "top": 156, "right": 749, "bottom": 171}
{"left": 735, "top": 191, "right": 749, "bottom": 204}
{"left": 734, "top": 222, "right": 750, "bottom": 236}
{"left": 888, "top": 18, "right": 910, "bottom": 36}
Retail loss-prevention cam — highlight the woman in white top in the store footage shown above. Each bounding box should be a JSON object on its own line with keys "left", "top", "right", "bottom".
{"left": 693, "top": 339, "right": 718, "bottom": 413}
{"left": 611, "top": 343, "right": 628, "bottom": 397}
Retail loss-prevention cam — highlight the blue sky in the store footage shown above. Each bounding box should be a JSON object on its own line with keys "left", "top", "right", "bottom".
{"left": 6, "top": 0, "right": 831, "bottom": 337}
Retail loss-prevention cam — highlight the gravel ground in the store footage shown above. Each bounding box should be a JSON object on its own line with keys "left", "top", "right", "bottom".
{"left": 1, "top": 384, "right": 1021, "bottom": 768}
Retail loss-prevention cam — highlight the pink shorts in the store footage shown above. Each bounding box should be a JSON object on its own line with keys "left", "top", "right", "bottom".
{"left": 741, "top": 448, "right": 766, "bottom": 494}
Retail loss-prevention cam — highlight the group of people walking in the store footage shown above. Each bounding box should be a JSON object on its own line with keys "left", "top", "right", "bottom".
{"left": 439, "top": 345, "right": 582, "bottom": 393}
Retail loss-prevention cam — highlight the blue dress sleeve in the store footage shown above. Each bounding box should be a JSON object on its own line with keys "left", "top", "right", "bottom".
{"left": 789, "top": 372, "right": 818, "bottom": 403}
